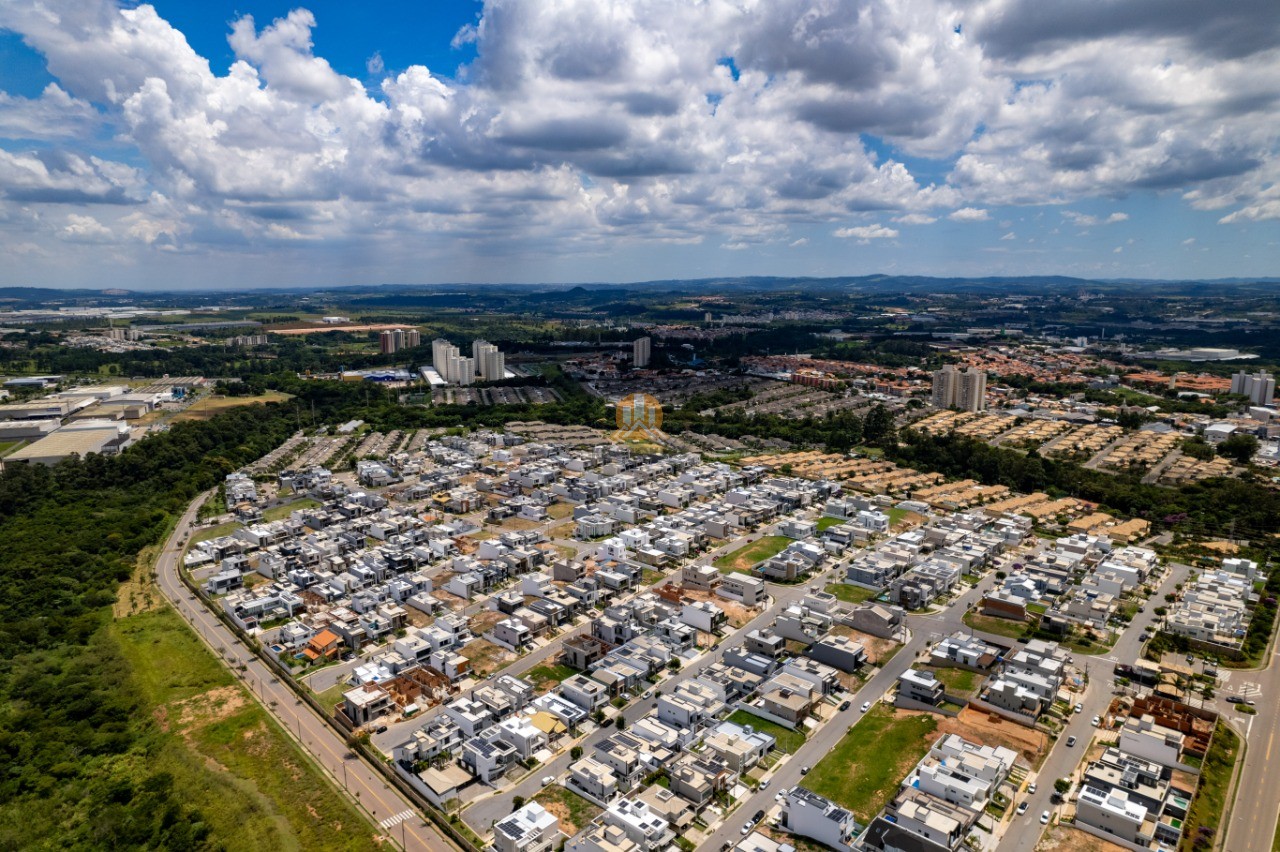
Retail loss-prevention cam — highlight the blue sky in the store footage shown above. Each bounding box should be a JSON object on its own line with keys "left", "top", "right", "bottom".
{"left": 0, "top": 0, "right": 1277, "bottom": 289}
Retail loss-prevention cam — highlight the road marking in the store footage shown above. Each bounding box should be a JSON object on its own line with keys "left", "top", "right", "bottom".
{"left": 380, "top": 809, "right": 415, "bottom": 829}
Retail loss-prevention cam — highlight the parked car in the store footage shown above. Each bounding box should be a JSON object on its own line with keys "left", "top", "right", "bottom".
{"left": 375, "top": 725, "right": 388, "bottom": 734}
{"left": 1017, "top": 802, "right": 1029, "bottom": 816}
{"left": 642, "top": 689, "right": 653, "bottom": 699}
{"left": 1073, "top": 703, "right": 1083, "bottom": 714}
{"left": 1227, "top": 696, "right": 1244, "bottom": 704}
{"left": 1066, "top": 735, "right": 1077, "bottom": 747}
{"left": 1027, "top": 783, "right": 1036, "bottom": 794}
{"left": 741, "top": 824, "right": 752, "bottom": 836}
{"left": 541, "top": 776, "right": 555, "bottom": 787}
{"left": 860, "top": 701, "right": 870, "bottom": 712}
{"left": 839, "top": 700, "right": 851, "bottom": 711}
{"left": 1091, "top": 715, "right": 1101, "bottom": 726}
{"left": 753, "top": 810, "right": 765, "bottom": 824}
{"left": 1040, "top": 811, "right": 1050, "bottom": 825}
{"left": 801, "top": 766, "right": 810, "bottom": 775}
{"left": 759, "top": 780, "right": 769, "bottom": 790}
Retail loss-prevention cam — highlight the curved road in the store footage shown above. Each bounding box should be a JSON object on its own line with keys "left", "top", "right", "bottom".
{"left": 154, "top": 492, "right": 454, "bottom": 852}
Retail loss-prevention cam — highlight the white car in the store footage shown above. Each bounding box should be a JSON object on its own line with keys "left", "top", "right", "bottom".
{"left": 1040, "top": 811, "right": 1050, "bottom": 825}
{"left": 1016, "top": 802, "right": 1029, "bottom": 816}
{"left": 541, "top": 776, "right": 555, "bottom": 787}
{"left": 1073, "top": 703, "right": 1083, "bottom": 714}
{"left": 741, "top": 824, "right": 752, "bottom": 836}
{"left": 1091, "top": 715, "right": 1101, "bottom": 727}
{"left": 860, "top": 701, "right": 871, "bottom": 712}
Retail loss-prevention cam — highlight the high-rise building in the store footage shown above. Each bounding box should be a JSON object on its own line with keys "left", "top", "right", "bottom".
{"left": 633, "top": 336, "right": 652, "bottom": 368}
{"left": 931, "top": 365, "right": 987, "bottom": 411}
{"left": 473, "top": 340, "right": 506, "bottom": 382}
{"left": 380, "top": 328, "right": 420, "bottom": 354}
{"left": 1231, "top": 370, "right": 1276, "bottom": 406}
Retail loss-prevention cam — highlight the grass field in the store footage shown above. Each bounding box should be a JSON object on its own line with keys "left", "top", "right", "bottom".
{"left": 188, "top": 519, "right": 243, "bottom": 547}
{"left": 0, "top": 439, "right": 24, "bottom": 457}
{"left": 525, "top": 663, "right": 577, "bottom": 693}
{"left": 1180, "top": 725, "right": 1240, "bottom": 852}
{"left": 930, "top": 667, "right": 978, "bottom": 695}
{"left": 111, "top": 606, "right": 376, "bottom": 850}
{"left": 172, "top": 391, "right": 293, "bottom": 423}
{"left": 262, "top": 498, "right": 322, "bottom": 522}
{"left": 825, "top": 583, "right": 878, "bottom": 605}
{"left": 802, "top": 705, "right": 938, "bottom": 822}
{"left": 816, "top": 516, "right": 843, "bottom": 532}
{"left": 727, "top": 709, "right": 806, "bottom": 754}
{"left": 714, "top": 535, "right": 790, "bottom": 573}
{"left": 963, "top": 611, "right": 1029, "bottom": 639}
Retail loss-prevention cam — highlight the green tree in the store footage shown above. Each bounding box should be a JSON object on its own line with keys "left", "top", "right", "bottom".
{"left": 1218, "top": 433, "right": 1259, "bottom": 464}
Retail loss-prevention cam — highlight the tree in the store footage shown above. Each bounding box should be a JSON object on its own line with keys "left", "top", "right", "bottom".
{"left": 615, "top": 717, "right": 626, "bottom": 730}
{"left": 570, "top": 746, "right": 583, "bottom": 760}
{"left": 863, "top": 403, "right": 896, "bottom": 446}
{"left": 1054, "top": 778, "right": 1071, "bottom": 795}
{"left": 512, "top": 796, "right": 525, "bottom": 809}
{"left": 1218, "top": 433, "right": 1259, "bottom": 465}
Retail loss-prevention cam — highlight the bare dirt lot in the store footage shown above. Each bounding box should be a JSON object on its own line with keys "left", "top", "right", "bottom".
{"left": 681, "top": 588, "right": 756, "bottom": 628}
{"left": 459, "top": 639, "right": 515, "bottom": 679}
{"left": 1036, "top": 824, "right": 1128, "bottom": 852}
{"left": 937, "top": 706, "right": 1049, "bottom": 767}
{"left": 831, "top": 625, "right": 900, "bottom": 664}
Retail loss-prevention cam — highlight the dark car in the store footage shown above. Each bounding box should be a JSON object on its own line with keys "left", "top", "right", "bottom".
{"left": 1227, "top": 696, "right": 1244, "bottom": 704}
{"left": 753, "top": 810, "right": 765, "bottom": 824}
{"left": 839, "top": 700, "right": 851, "bottom": 711}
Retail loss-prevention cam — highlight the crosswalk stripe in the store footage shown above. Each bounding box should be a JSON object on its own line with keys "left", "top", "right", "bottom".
{"left": 380, "top": 810, "right": 414, "bottom": 829}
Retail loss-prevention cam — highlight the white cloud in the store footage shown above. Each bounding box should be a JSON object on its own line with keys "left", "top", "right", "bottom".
{"left": 834, "top": 224, "right": 899, "bottom": 239}
{"left": 1000, "top": 231, "right": 1016, "bottom": 240}
{"left": 789, "top": 237, "right": 808, "bottom": 247}
{"left": 893, "top": 213, "right": 937, "bottom": 225}
{"left": 0, "top": 0, "right": 1276, "bottom": 279}
{"left": 62, "top": 213, "right": 111, "bottom": 240}
{"left": 1182, "top": 237, "right": 1196, "bottom": 245}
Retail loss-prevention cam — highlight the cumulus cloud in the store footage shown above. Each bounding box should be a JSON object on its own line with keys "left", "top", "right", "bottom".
{"left": 834, "top": 224, "right": 899, "bottom": 240}
{"left": 0, "top": 0, "right": 1275, "bottom": 277}
{"left": 893, "top": 212, "right": 937, "bottom": 225}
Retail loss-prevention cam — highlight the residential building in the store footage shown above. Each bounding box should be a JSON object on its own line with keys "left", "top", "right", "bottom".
{"left": 931, "top": 364, "right": 987, "bottom": 412}
{"left": 494, "top": 801, "right": 562, "bottom": 852}
{"left": 782, "top": 787, "right": 858, "bottom": 852}
{"left": 632, "top": 337, "right": 651, "bottom": 368}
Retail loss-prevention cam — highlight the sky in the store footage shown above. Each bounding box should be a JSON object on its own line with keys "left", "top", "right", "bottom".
{"left": 0, "top": 0, "right": 1278, "bottom": 289}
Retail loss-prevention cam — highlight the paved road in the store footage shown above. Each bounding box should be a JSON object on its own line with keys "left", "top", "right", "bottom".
{"left": 695, "top": 572, "right": 1005, "bottom": 852}
{"left": 1222, "top": 615, "right": 1280, "bottom": 851}
{"left": 995, "top": 562, "right": 1191, "bottom": 852}
{"left": 155, "top": 492, "right": 454, "bottom": 852}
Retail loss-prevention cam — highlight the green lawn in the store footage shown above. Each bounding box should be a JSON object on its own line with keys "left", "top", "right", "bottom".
{"left": 188, "top": 519, "right": 243, "bottom": 547}
{"left": 262, "top": 497, "right": 321, "bottom": 522}
{"left": 825, "top": 583, "right": 878, "bottom": 605}
{"left": 713, "top": 535, "right": 791, "bottom": 573}
{"left": 727, "top": 709, "right": 806, "bottom": 754}
{"left": 526, "top": 662, "right": 577, "bottom": 686}
{"left": 930, "top": 667, "right": 978, "bottom": 695}
{"left": 1180, "top": 725, "right": 1240, "bottom": 852}
{"left": 816, "top": 516, "right": 843, "bottom": 532}
{"left": 886, "top": 507, "right": 909, "bottom": 524}
{"left": 110, "top": 607, "right": 376, "bottom": 850}
{"left": 963, "top": 611, "right": 1029, "bottom": 639}
{"left": 803, "top": 704, "right": 938, "bottom": 822}
{"left": 0, "top": 439, "right": 24, "bottom": 457}
{"left": 641, "top": 568, "right": 665, "bottom": 586}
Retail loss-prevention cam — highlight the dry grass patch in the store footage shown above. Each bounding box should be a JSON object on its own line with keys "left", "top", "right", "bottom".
{"left": 459, "top": 639, "right": 516, "bottom": 678}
